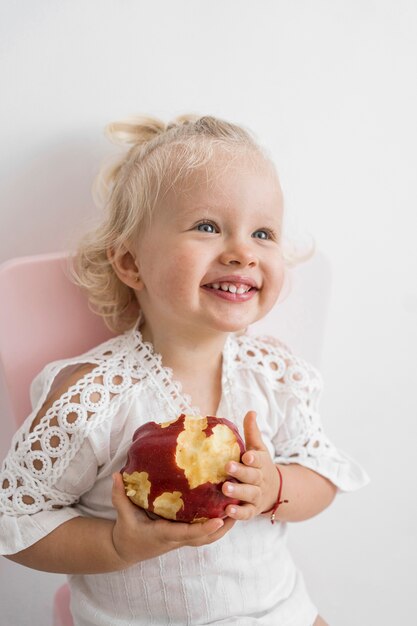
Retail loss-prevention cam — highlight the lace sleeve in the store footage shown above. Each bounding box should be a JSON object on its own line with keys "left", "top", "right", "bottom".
{"left": 0, "top": 359, "right": 138, "bottom": 516}
{"left": 271, "top": 361, "right": 335, "bottom": 461}
{"left": 272, "top": 353, "right": 369, "bottom": 490}
{"left": 0, "top": 349, "right": 140, "bottom": 554}
{"left": 237, "top": 334, "right": 370, "bottom": 491}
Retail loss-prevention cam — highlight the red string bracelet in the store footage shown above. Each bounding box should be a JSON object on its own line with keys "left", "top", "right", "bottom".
{"left": 262, "top": 465, "right": 289, "bottom": 525}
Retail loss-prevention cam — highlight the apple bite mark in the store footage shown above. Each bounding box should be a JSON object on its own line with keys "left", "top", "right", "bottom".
{"left": 122, "top": 471, "right": 151, "bottom": 508}
{"left": 159, "top": 418, "right": 179, "bottom": 428}
{"left": 176, "top": 415, "right": 241, "bottom": 489}
{"left": 153, "top": 491, "right": 184, "bottom": 520}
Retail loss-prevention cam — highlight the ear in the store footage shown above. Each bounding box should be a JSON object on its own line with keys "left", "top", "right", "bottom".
{"left": 107, "top": 245, "right": 144, "bottom": 291}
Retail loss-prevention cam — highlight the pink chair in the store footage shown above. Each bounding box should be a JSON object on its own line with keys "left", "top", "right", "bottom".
{"left": 0, "top": 250, "right": 331, "bottom": 625}
{"left": 0, "top": 252, "right": 115, "bottom": 626}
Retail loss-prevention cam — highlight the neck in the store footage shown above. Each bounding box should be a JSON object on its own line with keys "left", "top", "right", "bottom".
{"left": 140, "top": 320, "right": 229, "bottom": 376}
{"left": 139, "top": 320, "right": 233, "bottom": 416}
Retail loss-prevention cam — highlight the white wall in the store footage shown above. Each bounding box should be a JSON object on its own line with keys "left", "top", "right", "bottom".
{"left": 1, "top": 1, "right": 416, "bottom": 624}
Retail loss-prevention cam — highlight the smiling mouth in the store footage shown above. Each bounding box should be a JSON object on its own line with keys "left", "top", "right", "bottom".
{"left": 201, "top": 281, "right": 259, "bottom": 301}
{"left": 204, "top": 282, "right": 255, "bottom": 295}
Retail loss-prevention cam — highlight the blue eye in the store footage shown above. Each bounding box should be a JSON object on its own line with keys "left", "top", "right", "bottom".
{"left": 252, "top": 229, "right": 271, "bottom": 240}
{"left": 196, "top": 222, "right": 218, "bottom": 233}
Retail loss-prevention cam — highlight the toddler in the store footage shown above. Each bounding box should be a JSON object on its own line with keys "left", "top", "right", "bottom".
{"left": 0, "top": 115, "right": 369, "bottom": 625}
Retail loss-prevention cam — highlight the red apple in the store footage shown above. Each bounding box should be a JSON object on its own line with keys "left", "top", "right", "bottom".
{"left": 121, "top": 413, "right": 245, "bottom": 522}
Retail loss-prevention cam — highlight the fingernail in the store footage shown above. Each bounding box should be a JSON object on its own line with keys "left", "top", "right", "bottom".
{"left": 209, "top": 519, "right": 224, "bottom": 533}
{"left": 213, "top": 522, "right": 224, "bottom": 534}
{"left": 226, "top": 483, "right": 234, "bottom": 494}
{"left": 246, "top": 454, "right": 254, "bottom": 465}
{"left": 229, "top": 507, "right": 237, "bottom": 515}
{"left": 229, "top": 462, "right": 236, "bottom": 473}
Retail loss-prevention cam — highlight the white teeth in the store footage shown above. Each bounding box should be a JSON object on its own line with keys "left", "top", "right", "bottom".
{"left": 208, "top": 282, "right": 251, "bottom": 293}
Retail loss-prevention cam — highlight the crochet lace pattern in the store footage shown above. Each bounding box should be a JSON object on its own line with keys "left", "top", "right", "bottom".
{"left": 0, "top": 330, "right": 332, "bottom": 517}
{"left": 233, "top": 334, "right": 332, "bottom": 461}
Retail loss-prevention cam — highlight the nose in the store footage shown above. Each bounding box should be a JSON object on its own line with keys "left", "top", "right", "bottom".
{"left": 219, "top": 239, "right": 258, "bottom": 268}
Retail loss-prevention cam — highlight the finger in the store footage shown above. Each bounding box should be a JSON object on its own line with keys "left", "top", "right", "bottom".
{"left": 225, "top": 501, "right": 255, "bottom": 521}
{"left": 112, "top": 472, "right": 142, "bottom": 519}
{"left": 227, "top": 461, "right": 262, "bottom": 484}
{"left": 242, "top": 449, "right": 264, "bottom": 469}
{"left": 158, "top": 517, "right": 225, "bottom": 545}
{"left": 243, "top": 411, "right": 267, "bottom": 453}
{"left": 196, "top": 517, "right": 236, "bottom": 545}
{"left": 188, "top": 516, "right": 236, "bottom": 545}
{"left": 199, "top": 517, "right": 226, "bottom": 536}
{"left": 223, "top": 481, "right": 260, "bottom": 505}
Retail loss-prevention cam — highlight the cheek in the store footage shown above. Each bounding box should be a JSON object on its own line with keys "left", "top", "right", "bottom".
{"left": 149, "top": 250, "right": 199, "bottom": 298}
{"left": 275, "top": 264, "right": 286, "bottom": 294}
{"left": 264, "top": 257, "right": 286, "bottom": 304}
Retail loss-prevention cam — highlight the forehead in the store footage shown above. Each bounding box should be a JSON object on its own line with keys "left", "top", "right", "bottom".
{"left": 159, "top": 150, "right": 283, "bottom": 220}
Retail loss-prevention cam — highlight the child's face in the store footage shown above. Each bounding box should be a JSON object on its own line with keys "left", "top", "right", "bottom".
{"left": 132, "top": 151, "right": 285, "bottom": 339}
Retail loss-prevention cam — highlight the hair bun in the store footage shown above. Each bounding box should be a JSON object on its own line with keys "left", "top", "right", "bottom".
{"left": 104, "top": 116, "right": 167, "bottom": 146}
{"left": 166, "top": 113, "right": 200, "bottom": 129}
{"left": 104, "top": 114, "right": 204, "bottom": 146}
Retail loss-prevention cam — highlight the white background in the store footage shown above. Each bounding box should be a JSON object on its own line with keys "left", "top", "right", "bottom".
{"left": 0, "top": 1, "right": 416, "bottom": 625}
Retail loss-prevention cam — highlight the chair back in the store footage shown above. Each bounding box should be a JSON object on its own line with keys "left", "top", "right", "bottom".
{"left": 0, "top": 252, "right": 115, "bottom": 427}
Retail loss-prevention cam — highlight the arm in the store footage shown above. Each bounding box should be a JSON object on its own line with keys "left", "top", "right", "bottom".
{"left": 3, "top": 364, "right": 235, "bottom": 574}
{"left": 264, "top": 463, "right": 336, "bottom": 522}
{"left": 6, "top": 473, "right": 235, "bottom": 574}
{"left": 222, "top": 411, "right": 337, "bottom": 523}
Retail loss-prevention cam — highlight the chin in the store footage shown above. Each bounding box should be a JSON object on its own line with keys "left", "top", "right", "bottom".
{"left": 211, "top": 314, "right": 261, "bottom": 334}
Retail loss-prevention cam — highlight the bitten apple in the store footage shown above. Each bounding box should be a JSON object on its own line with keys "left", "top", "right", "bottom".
{"left": 121, "top": 413, "right": 245, "bottom": 522}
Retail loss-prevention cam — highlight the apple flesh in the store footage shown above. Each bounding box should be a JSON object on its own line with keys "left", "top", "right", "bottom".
{"left": 121, "top": 413, "right": 245, "bottom": 522}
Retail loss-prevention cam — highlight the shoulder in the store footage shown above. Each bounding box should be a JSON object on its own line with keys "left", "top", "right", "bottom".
{"left": 30, "top": 329, "right": 143, "bottom": 418}
{"left": 230, "top": 332, "right": 322, "bottom": 395}
{"left": 26, "top": 330, "right": 145, "bottom": 452}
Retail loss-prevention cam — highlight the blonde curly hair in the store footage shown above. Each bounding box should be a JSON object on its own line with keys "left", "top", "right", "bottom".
{"left": 71, "top": 114, "right": 312, "bottom": 333}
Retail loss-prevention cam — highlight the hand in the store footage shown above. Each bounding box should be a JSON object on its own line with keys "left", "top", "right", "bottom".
{"left": 111, "top": 473, "right": 236, "bottom": 567}
{"left": 222, "top": 411, "right": 280, "bottom": 521}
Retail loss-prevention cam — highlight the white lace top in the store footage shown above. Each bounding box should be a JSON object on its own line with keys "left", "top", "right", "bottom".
{"left": 0, "top": 328, "right": 369, "bottom": 626}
